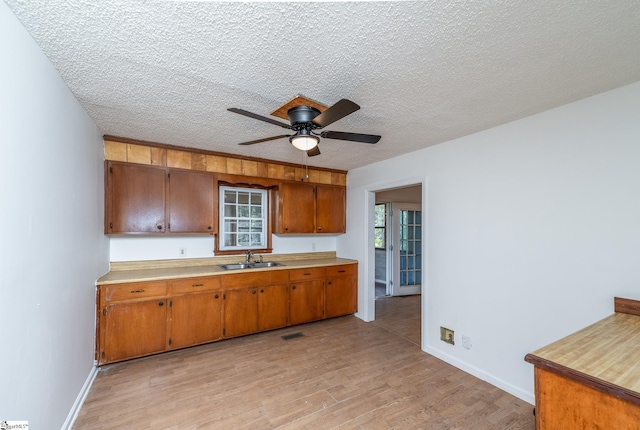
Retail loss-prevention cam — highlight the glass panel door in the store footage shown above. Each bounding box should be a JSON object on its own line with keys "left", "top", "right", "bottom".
{"left": 392, "top": 203, "right": 422, "bottom": 296}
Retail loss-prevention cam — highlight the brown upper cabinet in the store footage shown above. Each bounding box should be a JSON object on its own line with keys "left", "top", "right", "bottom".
{"left": 167, "top": 169, "right": 215, "bottom": 233}
{"left": 277, "top": 182, "right": 346, "bottom": 234}
{"left": 105, "top": 161, "right": 216, "bottom": 235}
{"left": 106, "top": 162, "right": 166, "bottom": 233}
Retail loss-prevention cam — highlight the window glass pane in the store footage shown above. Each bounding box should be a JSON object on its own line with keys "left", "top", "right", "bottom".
{"left": 238, "top": 205, "right": 249, "bottom": 218}
{"left": 224, "top": 192, "right": 236, "bottom": 204}
{"left": 224, "top": 234, "right": 236, "bottom": 247}
{"left": 375, "top": 204, "right": 386, "bottom": 227}
{"left": 408, "top": 271, "right": 415, "bottom": 285}
{"left": 408, "top": 226, "right": 414, "bottom": 240}
{"left": 416, "top": 226, "right": 422, "bottom": 240}
{"left": 251, "top": 193, "right": 262, "bottom": 205}
{"left": 224, "top": 204, "right": 236, "bottom": 217}
{"left": 408, "top": 211, "right": 414, "bottom": 224}
{"left": 415, "top": 211, "right": 422, "bottom": 223}
{"left": 224, "top": 220, "right": 237, "bottom": 233}
{"left": 251, "top": 206, "right": 262, "bottom": 218}
{"left": 416, "top": 271, "right": 422, "bottom": 284}
{"left": 374, "top": 228, "right": 385, "bottom": 249}
{"left": 238, "top": 192, "right": 249, "bottom": 204}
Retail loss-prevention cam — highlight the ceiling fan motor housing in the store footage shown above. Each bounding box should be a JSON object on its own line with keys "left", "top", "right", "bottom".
{"left": 287, "top": 106, "right": 321, "bottom": 126}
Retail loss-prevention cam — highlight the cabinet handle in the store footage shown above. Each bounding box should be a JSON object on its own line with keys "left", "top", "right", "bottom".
{"left": 338, "top": 270, "right": 346, "bottom": 273}
{"left": 215, "top": 294, "right": 219, "bottom": 299}
{"left": 328, "top": 281, "right": 332, "bottom": 285}
{"left": 158, "top": 301, "right": 164, "bottom": 306}
{"left": 304, "top": 273, "right": 311, "bottom": 276}
{"left": 318, "top": 227, "right": 322, "bottom": 231}
{"left": 260, "top": 289, "right": 264, "bottom": 293}
{"left": 157, "top": 225, "right": 162, "bottom": 230}
{"left": 292, "top": 285, "right": 296, "bottom": 290}
{"left": 207, "top": 226, "right": 212, "bottom": 230}
{"left": 130, "top": 289, "right": 145, "bottom": 293}
{"left": 192, "top": 283, "right": 204, "bottom": 287}
{"left": 252, "top": 289, "right": 257, "bottom": 294}
{"left": 285, "top": 227, "right": 289, "bottom": 231}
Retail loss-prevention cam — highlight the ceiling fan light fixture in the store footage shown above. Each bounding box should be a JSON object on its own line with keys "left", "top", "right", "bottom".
{"left": 290, "top": 132, "right": 319, "bottom": 151}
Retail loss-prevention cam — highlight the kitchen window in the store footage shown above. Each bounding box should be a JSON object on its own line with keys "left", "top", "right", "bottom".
{"left": 219, "top": 186, "right": 268, "bottom": 251}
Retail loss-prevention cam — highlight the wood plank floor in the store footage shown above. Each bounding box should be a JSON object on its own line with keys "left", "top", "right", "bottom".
{"left": 74, "top": 295, "right": 534, "bottom": 429}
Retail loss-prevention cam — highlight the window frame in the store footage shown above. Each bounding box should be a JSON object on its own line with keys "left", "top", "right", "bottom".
{"left": 374, "top": 203, "right": 387, "bottom": 250}
{"left": 216, "top": 185, "right": 272, "bottom": 254}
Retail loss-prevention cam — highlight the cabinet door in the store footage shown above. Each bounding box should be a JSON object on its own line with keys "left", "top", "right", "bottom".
{"left": 258, "top": 284, "right": 289, "bottom": 331}
{"left": 290, "top": 280, "right": 325, "bottom": 325}
{"left": 316, "top": 185, "right": 346, "bottom": 233}
{"left": 101, "top": 299, "right": 167, "bottom": 363}
{"left": 167, "top": 170, "right": 215, "bottom": 234}
{"left": 106, "top": 162, "right": 166, "bottom": 233}
{"left": 224, "top": 288, "right": 258, "bottom": 337}
{"left": 278, "top": 182, "right": 315, "bottom": 233}
{"left": 326, "top": 276, "right": 357, "bottom": 318}
{"left": 169, "top": 292, "right": 222, "bottom": 350}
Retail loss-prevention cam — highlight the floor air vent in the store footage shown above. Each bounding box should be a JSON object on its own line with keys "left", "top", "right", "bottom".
{"left": 281, "top": 332, "right": 304, "bottom": 341}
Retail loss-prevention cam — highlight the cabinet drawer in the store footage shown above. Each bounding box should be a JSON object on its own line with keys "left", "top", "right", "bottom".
{"left": 170, "top": 276, "right": 221, "bottom": 295}
{"left": 289, "top": 267, "right": 325, "bottom": 281}
{"left": 326, "top": 264, "right": 356, "bottom": 277}
{"left": 104, "top": 281, "right": 167, "bottom": 303}
{"left": 222, "top": 272, "right": 271, "bottom": 288}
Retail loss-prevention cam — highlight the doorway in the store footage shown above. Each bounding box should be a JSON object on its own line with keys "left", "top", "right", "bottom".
{"left": 372, "top": 183, "right": 424, "bottom": 346}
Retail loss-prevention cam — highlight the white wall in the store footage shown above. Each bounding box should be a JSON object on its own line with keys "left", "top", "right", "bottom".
{"left": 338, "top": 81, "right": 640, "bottom": 403}
{"left": 109, "top": 233, "right": 338, "bottom": 261}
{"left": 0, "top": 3, "right": 109, "bottom": 428}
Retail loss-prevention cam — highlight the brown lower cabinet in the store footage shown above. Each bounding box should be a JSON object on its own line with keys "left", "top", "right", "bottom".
{"left": 96, "top": 263, "right": 358, "bottom": 365}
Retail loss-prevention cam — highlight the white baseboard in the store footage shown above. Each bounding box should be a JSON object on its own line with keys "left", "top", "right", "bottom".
{"left": 61, "top": 365, "right": 98, "bottom": 430}
{"left": 423, "top": 345, "right": 535, "bottom": 405}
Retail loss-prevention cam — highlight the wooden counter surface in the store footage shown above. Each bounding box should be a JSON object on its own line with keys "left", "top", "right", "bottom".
{"left": 525, "top": 297, "right": 640, "bottom": 406}
{"left": 97, "top": 252, "right": 357, "bottom": 285}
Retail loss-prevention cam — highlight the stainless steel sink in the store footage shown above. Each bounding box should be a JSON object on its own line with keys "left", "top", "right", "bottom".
{"left": 218, "top": 262, "right": 285, "bottom": 270}
{"left": 250, "top": 261, "right": 284, "bottom": 268}
{"left": 218, "top": 263, "right": 253, "bottom": 270}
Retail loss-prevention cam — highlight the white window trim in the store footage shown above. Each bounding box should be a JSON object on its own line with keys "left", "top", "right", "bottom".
{"left": 219, "top": 186, "right": 268, "bottom": 251}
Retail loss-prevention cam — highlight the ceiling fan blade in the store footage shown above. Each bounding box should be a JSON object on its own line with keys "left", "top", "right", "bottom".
{"left": 228, "top": 108, "right": 292, "bottom": 129}
{"left": 307, "top": 146, "right": 321, "bottom": 157}
{"left": 312, "top": 99, "right": 360, "bottom": 128}
{"left": 321, "top": 131, "right": 381, "bottom": 144}
{"left": 238, "top": 135, "right": 291, "bottom": 145}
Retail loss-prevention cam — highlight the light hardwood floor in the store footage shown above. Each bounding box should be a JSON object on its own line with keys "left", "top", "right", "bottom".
{"left": 74, "top": 295, "right": 534, "bottom": 429}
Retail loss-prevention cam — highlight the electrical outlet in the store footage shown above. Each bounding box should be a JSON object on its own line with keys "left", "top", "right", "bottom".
{"left": 179, "top": 247, "right": 187, "bottom": 257}
{"left": 462, "top": 334, "right": 472, "bottom": 350}
{"left": 440, "top": 327, "right": 454, "bottom": 345}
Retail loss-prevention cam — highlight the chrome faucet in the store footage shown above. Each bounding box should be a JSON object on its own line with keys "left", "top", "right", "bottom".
{"left": 245, "top": 250, "right": 253, "bottom": 263}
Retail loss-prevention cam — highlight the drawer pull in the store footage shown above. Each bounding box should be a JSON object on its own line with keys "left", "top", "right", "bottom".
{"left": 304, "top": 272, "right": 311, "bottom": 276}
{"left": 338, "top": 270, "right": 346, "bottom": 273}
{"left": 192, "top": 283, "right": 204, "bottom": 287}
{"left": 130, "top": 289, "right": 145, "bottom": 293}
{"left": 158, "top": 301, "right": 164, "bottom": 306}
{"left": 292, "top": 285, "right": 296, "bottom": 290}
{"left": 215, "top": 294, "right": 219, "bottom": 299}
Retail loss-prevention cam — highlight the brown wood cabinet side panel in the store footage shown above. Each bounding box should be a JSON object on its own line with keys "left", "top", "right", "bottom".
{"left": 535, "top": 367, "right": 640, "bottom": 430}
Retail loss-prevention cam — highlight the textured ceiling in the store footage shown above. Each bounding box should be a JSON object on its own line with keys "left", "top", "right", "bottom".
{"left": 5, "top": 0, "right": 640, "bottom": 171}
